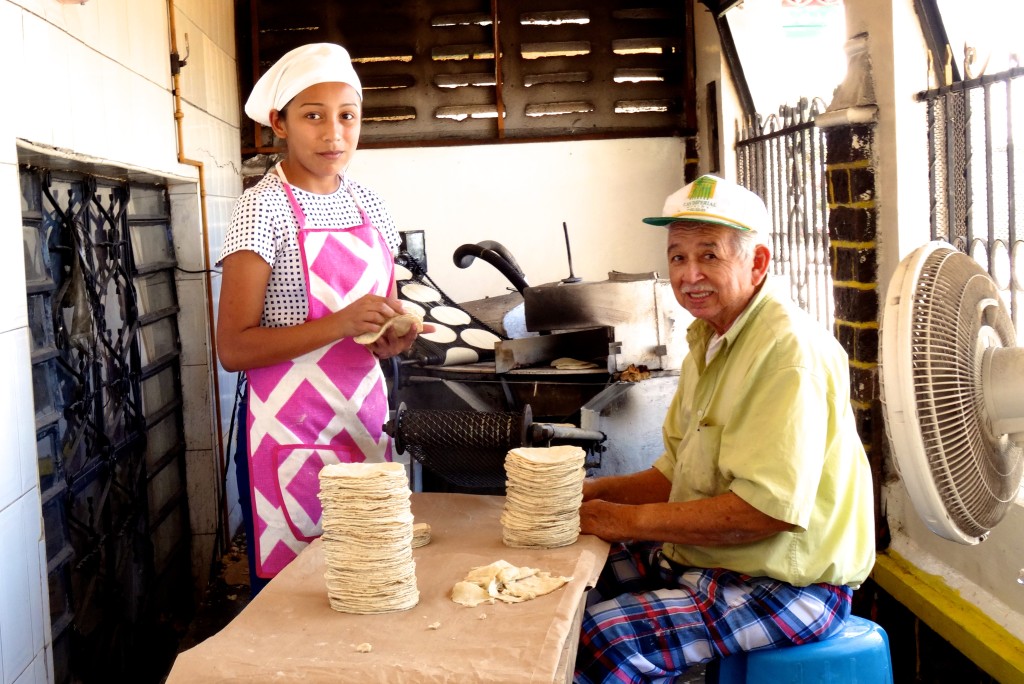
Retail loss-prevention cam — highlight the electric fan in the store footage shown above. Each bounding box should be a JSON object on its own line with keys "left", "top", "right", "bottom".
{"left": 880, "top": 241, "right": 1024, "bottom": 544}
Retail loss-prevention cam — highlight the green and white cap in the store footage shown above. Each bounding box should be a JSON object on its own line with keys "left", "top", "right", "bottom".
{"left": 643, "top": 174, "right": 770, "bottom": 233}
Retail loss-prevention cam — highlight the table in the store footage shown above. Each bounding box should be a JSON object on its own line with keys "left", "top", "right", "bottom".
{"left": 167, "top": 493, "right": 611, "bottom": 683}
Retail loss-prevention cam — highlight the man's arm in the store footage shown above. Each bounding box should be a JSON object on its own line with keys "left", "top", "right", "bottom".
{"left": 582, "top": 467, "right": 673, "bottom": 504}
{"left": 580, "top": 490, "right": 794, "bottom": 545}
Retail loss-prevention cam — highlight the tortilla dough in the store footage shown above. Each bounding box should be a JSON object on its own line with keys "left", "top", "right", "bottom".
{"left": 450, "top": 560, "right": 572, "bottom": 607}
{"left": 444, "top": 347, "right": 479, "bottom": 365}
{"left": 430, "top": 305, "right": 472, "bottom": 326}
{"left": 354, "top": 313, "right": 424, "bottom": 345}
{"left": 399, "top": 300, "right": 426, "bottom": 318}
{"left": 401, "top": 282, "right": 441, "bottom": 303}
{"left": 421, "top": 324, "right": 457, "bottom": 344}
{"left": 460, "top": 328, "right": 501, "bottom": 350}
{"left": 394, "top": 263, "right": 413, "bottom": 281}
{"left": 551, "top": 357, "right": 600, "bottom": 370}
{"left": 412, "top": 522, "right": 431, "bottom": 548}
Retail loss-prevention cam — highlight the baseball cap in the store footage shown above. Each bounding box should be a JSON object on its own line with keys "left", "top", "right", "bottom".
{"left": 244, "top": 43, "right": 363, "bottom": 127}
{"left": 642, "top": 174, "right": 770, "bottom": 233}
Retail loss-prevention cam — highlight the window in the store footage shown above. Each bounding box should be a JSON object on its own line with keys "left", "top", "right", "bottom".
{"left": 714, "top": 0, "right": 846, "bottom": 118}
{"left": 236, "top": 0, "right": 696, "bottom": 153}
{"left": 917, "top": 0, "right": 1024, "bottom": 342}
{"left": 933, "top": 0, "right": 1019, "bottom": 81}
{"left": 21, "top": 167, "right": 192, "bottom": 682}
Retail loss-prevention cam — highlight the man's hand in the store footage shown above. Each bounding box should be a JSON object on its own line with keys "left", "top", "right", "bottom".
{"left": 580, "top": 499, "right": 637, "bottom": 542}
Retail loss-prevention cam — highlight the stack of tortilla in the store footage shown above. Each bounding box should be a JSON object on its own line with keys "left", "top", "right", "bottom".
{"left": 317, "top": 462, "right": 419, "bottom": 613}
{"left": 501, "top": 445, "right": 586, "bottom": 548}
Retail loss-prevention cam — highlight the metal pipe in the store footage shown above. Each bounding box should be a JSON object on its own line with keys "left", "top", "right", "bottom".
{"left": 529, "top": 423, "right": 606, "bottom": 445}
{"left": 167, "top": 0, "right": 228, "bottom": 551}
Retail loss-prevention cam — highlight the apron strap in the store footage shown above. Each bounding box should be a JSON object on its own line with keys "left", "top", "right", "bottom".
{"left": 275, "top": 161, "right": 379, "bottom": 240}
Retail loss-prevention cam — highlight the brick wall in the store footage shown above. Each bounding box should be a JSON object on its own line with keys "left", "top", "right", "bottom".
{"left": 823, "top": 123, "right": 889, "bottom": 547}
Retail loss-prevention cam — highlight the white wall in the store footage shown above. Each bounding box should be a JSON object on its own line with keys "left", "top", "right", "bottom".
{"left": 0, "top": 1, "right": 238, "bottom": 682}
{"left": 0, "top": 7, "right": 47, "bottom": 680}
{"left": 350, "top": 137, "right": 687, "bottom": 304}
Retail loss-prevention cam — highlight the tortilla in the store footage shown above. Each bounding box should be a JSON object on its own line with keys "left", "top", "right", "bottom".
{"left": 550, "top": 357, "right": 600, "bottom": 370}
{"left": 354, "top": 312, "right": 424, "bottom": 345}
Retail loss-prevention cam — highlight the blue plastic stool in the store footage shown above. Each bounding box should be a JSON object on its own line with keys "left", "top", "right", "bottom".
{"left": 708, "top": 615, "right": 893, "bottom": 683}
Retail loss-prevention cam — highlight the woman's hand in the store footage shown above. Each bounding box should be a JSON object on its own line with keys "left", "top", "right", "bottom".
{"left": 370, "top": 321, "right": 434, "bottom": 359}
{"left": 331, "top": 294, "right": 405, "bottom": 340}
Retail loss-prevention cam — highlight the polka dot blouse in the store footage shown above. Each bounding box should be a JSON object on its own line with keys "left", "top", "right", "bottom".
{"left": 220, "top": 173, "right": 402, "bottom": 328}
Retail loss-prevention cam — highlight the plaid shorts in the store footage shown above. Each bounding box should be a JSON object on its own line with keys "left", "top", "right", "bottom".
{"left": 574, "top": 541, "right": 852, "bottom": 684}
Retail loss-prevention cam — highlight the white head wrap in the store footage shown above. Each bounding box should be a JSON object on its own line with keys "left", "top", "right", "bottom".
{"left": 244, "top": 43, "right": 363, "bottom": 127}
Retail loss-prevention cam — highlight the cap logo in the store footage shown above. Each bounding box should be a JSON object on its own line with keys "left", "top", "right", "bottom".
{"left": 687, "top": 176, "right": 717, "bottom": 201}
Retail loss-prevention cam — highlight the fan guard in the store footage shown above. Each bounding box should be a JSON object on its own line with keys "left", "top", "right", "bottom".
{"left": 881, "top": 241, "right": 1024, "bottom": 544}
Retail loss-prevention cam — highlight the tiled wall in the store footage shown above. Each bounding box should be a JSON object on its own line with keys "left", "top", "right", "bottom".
{"left": 0, "top": 1, "right": 239, "bottom": 682}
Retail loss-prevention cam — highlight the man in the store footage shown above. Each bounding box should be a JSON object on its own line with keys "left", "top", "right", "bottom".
{"left": 574, "top": 175, "right": 875, "bottom": 683}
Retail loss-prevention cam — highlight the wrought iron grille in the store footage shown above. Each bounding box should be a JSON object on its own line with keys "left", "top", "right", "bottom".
{"left": 21, "top": 167, "right": 192, "bottom": 684}
{"left": 736, "top": 97, "right": 834, "bottom": 328}
{"left": 919, "top": 66, "right": 1024, "bottom": 342}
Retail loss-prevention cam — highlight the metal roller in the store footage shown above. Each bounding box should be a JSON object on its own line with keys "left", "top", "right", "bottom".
{"left": 384, "top": 404, "right": 605, "bottom": 491}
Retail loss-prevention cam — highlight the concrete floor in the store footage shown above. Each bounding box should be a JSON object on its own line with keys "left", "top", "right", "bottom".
{"left": 172, "top": 533, "right": 252, "bottom": 659}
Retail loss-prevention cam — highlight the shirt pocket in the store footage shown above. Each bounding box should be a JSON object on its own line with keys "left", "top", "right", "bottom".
{"left": 680, "top": 424, "right": 729, "bottom": 496}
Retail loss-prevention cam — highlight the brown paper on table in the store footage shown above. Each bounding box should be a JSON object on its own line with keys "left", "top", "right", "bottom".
{"left": 167, "top": 492, "right": 610, "bottom": 684}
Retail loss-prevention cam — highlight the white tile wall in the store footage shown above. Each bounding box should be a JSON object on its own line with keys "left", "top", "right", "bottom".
{"left": 169, "top": 187, "right": 205, "bottom": 273}
{"left": 11, "top": 654, "right": 47, "bottom": 684}
{"left": 0, "top": 327, "right": 35, "bottom": 501}
{"left": 126, "top": 0, "right": 173, "bottom": 88}
{"left": 0, "top": 5, "right": 20, "bottom": 168}
{"left": 17, "top": 13, "right": 59, "bottom": 147}
{"left": 175, "top": 279, "right": 211, "bottom": 367}
{"left": 1, "top": 10, "right": 48, "bottom": 683}
{"left": 0, "top": 163, "right": 28, "bottom": 335}
{"left": 0, "top": 328, "right": 48, "bottom": 684}
{"left": 185, "top": 447, "right": 220, "bottom": 585}
{"left": 94, "top": 0, "right": 130, "bottom": 66}
{"left": 176, "top": 10, "right": 209, "bottom": 113}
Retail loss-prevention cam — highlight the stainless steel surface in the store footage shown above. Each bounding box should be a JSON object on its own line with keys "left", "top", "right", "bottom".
{"left": 494, "top": 327, "right": 613, "bottom": 373}
{"left": 520, "top": 272, "right": 691, "bottom": 372}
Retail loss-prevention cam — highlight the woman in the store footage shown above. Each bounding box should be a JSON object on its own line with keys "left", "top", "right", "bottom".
{"left": 217, "top": 43, "right": 423, "bottom": 590}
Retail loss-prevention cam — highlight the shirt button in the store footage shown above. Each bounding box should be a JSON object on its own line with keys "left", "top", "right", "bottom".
{"left": 697, "top": 410, "right": 704, "bottom": 419}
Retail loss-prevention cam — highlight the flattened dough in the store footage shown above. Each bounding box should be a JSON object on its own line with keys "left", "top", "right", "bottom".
{"left": 450, "top": 559, "right": 571, "bottom": 607}
{"left": 354, "top": 312, "right": 424, "bottom": 345}
{"left": 429, "top": 305, "right": 472, "bottom": 326}
{"left": 551, "top": 357, "right": 600, "bottom": 370}
{"left": 401, "top": 282, "right": 441, "bottom": 303}
{"left": 399, "top": 300, "right": 426, "bottom": 318}
{"left": 412, "top": 522, "right": 431, "bottom": 548}
{"left": 460, "top": 328, "right": 501, "bottom": 350}
{"left": 394, "top": 263, "right": 413, "bottom": 281}
{"left": 421, "top": 324, "right": 456, "bottom": 344}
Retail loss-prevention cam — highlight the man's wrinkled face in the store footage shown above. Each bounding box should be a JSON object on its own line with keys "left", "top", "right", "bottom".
{"left": 666, "top": 223, "right": 770, "bottom": 335}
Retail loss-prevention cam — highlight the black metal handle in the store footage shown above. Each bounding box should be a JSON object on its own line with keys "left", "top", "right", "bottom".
{"left": 453, "top": 241, "right": 530, "bottom": 293}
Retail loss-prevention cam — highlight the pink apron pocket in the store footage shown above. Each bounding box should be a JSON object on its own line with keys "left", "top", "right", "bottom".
{"left": 273, "top": 444, "right": 365, "bottom": 541}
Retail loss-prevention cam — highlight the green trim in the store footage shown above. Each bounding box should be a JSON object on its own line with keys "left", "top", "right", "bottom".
{"left": 872, "top": 550, "right": 1024, "bottom": 683}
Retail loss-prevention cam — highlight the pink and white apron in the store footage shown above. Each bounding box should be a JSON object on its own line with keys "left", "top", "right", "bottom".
{"left": 247, "top": 167, "right": 395, "bottom": 577}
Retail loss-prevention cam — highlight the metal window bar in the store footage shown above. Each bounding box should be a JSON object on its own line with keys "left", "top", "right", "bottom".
{"left": 20, "top": 167, "right": 192, "bottom": 684}
{"left": 736, "top": 97, "right": 834, "bottom": 329}
{"left": 919, "top": 66, "right": 1024, "bottom": 342}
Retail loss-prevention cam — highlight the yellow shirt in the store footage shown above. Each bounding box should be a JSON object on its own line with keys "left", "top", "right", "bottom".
{"left": 653, "top": 281, "right": 875, "bottom": 587}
